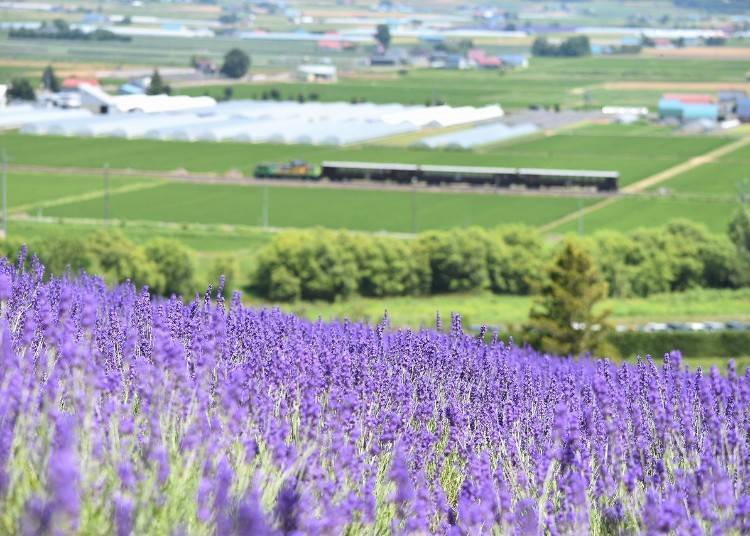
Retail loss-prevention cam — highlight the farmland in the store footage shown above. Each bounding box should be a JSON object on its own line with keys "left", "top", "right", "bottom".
{"left": 0, "top": 125, "right": 738, "bottom": 236}
{"left": 39, "top": 180, "right": 599, "bottom": 232}
{"left": 180, "top": 56, "right": 750, "bottom": 109}
{"left": 552, "top": 195, "right": 739, "bottom": 234}
{"left": 0, "top": 128, "right": 730, "bottom": 186}
{"left": 279, "top": 287, "right": 750, "bottom": 330}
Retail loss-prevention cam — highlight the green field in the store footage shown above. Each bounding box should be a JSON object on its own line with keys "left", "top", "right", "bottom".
{"left": 653, "top": 144, "right": 750, "bottom": 196}
{"left": 554, "top": 195, "right": 739, "bottom": 234}
{"left": 265, "top": 287, "right": 750, "bottom": 328}
{"left": 181, "top": 57, "right": 750, "bottom": 109}
{"left": 2, "top": 172, "right": 141, "bottom": 209}
{"left": 40, "top": 181, "right": 598, "bottom": 232}
{"left": 0, "top": 130, "right": 729, "bottom": 187}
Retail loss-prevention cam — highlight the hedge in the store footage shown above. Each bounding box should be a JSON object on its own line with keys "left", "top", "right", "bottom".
{"left": 608, "top": 331, "right": 750, "bottom": 359}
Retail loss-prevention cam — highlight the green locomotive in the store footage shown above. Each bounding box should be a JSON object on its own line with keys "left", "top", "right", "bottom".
{"left": 254, "top": 160, "right": 322, "bottom": 179}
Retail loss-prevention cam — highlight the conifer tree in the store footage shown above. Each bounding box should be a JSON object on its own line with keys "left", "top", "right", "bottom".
{"left": 42, "top": 65, "right": 60, "bottom": 92}
{"left": 523, "top": 240, "right": 612, "bottom": 356}
{"left": 146, "top": 69, "right": 170, "bottom": 95}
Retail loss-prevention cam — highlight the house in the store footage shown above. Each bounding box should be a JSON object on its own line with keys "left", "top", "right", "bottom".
{"left": 652, "top": 38, "right": 674, "bottom": 49}
{"left": 430, "top": 52, "right": 468, "bottom": 70}
{"left": 467, "top": 49, "right": 502, "bottom": 68}
{"left": 369, "top": 48, "right": 410, "bottom": 67}
{"left": 62, "top": 77, "right": 99, "bottom": 91}
{"left": 317, "top": 34, "right": 355, "bottom": 51}
{"left": 192, "top": 57, "right": 217, "bottom": 75}
{"left": 296, "top": 64, "right": 337, "bottom": 83}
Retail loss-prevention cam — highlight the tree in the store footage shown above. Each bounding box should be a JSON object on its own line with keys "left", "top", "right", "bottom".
{"left": 729, "top": 206, "right": 750, "bottom": 285}
{"left": 41, "top": 65, "right": 60, "bottom": 92}
{"left": 220, "top": 48, "right": 250, "bottom": 79}
{"left": 523, "top": 240, "right": 612, "bottom": 357}
{"left": 7, "top": 79, "right": 35, "bottom": 101}
{"left": 531, "top": 35, "right": 590, "bottom": 57}
{"left": 558, "top": 35, "right": 590, "bottom": 57}
{"left": 374, "top": 24, "right": 391, "bottom": 49}
{"left": 531, "top": 37, "right": 557, "bottom": 57}
{"left": 146, "top": 69, "right": 170, "bottom": 95}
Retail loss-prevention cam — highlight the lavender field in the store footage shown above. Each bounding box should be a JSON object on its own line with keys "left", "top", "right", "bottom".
{"left": 0, "top": 252, "right": 749, "bottom": 535}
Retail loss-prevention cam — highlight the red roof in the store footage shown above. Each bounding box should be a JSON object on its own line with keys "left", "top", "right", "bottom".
{"left": 62, "top": 77, "right": 99, "bottom": 89}
{"left": 662, "top": 93, "right": 715, "bottom": 104}
{"left": 468, "top": 49, "right": 502, "bottom": 67}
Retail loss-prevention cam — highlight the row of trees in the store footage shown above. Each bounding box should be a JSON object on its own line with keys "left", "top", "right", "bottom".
{"left": 0, "top": 230, "right": 238, "bottom": 298}
{"left": 252, "top": 215, "right": 750, "bottom": 303}
{"left": 9, "top": 20, "right": 130, "bottom": 42}
{"left": 531, "top": 35, "right": 591, "bottom": 57}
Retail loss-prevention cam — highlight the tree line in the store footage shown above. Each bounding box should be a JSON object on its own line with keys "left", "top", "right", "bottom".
{"left": 251, "top": 213, "right": 750, "bottom": 302}
{"left": 9, "top": 19, "right": 130, "bottom": 42}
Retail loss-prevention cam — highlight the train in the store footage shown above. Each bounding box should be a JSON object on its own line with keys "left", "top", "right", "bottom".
{"left": 254, "top": 160, "right": 619, "bottom": 192}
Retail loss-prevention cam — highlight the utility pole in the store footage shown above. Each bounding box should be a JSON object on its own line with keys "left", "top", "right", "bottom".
{"left": 738, "top": 179, "right": 749, "bottom": 205}
{"left": 262, "top": 185, "right": 269, "bottom": 228}
{"left": 1, "top": 148, "right": 6, "bottom": 239}
{"left": 103, "top": 162, "right": 110, "bottom": 221}
{"left": 411, "top": 176, "right": 418, "bottom": 234}
{"left": 577, "top": 196, "right": 584, "bottom": 236}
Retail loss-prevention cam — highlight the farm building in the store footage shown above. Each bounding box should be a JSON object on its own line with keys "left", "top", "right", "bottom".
{"left": 718, "top": 90, "right": 748, "bottom": 118}
{"left": 738, "top": 97, "right": 750, "bottom": 123}
{"left": 296, "top": 65, "right": 337, "bottom": 83}
{"left": 430, "top": 52, "right": 469, "bottom": 70}
{"left": 18, "top": 99, "right": 505, "bottom": 146}
{"left": 500, "top": 55, "right": 529, "bottom": 69}
{"left": 415, "top": 121, "right": 538, "bottom": 149}
{"left": 78, "top": 84, "right": 216, "bottom": 114}
{"left": 369, "top": 48, "right": 410, "bottom": 67}
{"left": 658, "top": 94, "right": 719, "bottom": 122}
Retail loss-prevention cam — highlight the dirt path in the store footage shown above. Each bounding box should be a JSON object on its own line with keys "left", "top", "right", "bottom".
{"left": 11, "top": 180, "right": 166, "bottom": 214}
{"left": 623, "top": 136, "right": 750, "bottom": 193}
{"left": 539, "top": 136, "right": 750, "bottom": 233}
{"left": 602, "top": 81, "right": 750, "bottom": 91}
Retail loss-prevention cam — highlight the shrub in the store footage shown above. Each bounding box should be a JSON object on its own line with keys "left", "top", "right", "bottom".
{"left": 488, "top": 225, "right": 546, "bottom": 295}
{"left": 253, "top": 230, "right": 357, "bottom": 302}
{"left": 344, "top": 234, "right": 430, "bottom": 297}
{"left": 416, "top": 228, "right": 490, "bottom": 293}
{"left": 144, "top": 238, "right": 195, "bottom": 297}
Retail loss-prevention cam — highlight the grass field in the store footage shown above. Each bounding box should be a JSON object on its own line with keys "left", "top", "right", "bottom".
{"left": 0, "top": 130, "right": 730, "bottom": 187}
{"left": 553, "top": 195, "right": 739, "bottom": 234}
{"left": 2, "top": 172, "right": 142, "bottom": 210}
{"left": 39, "top": 181, "right": 599, "bottom": 232}
{"left": 269, "top": 287, "right": 750, "bottom": 328}
{"left": 652, "top": 143, "right": 750, "bottom": 196}
{"left": 180, "top": 56, "right": 750, "bottom": 108}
